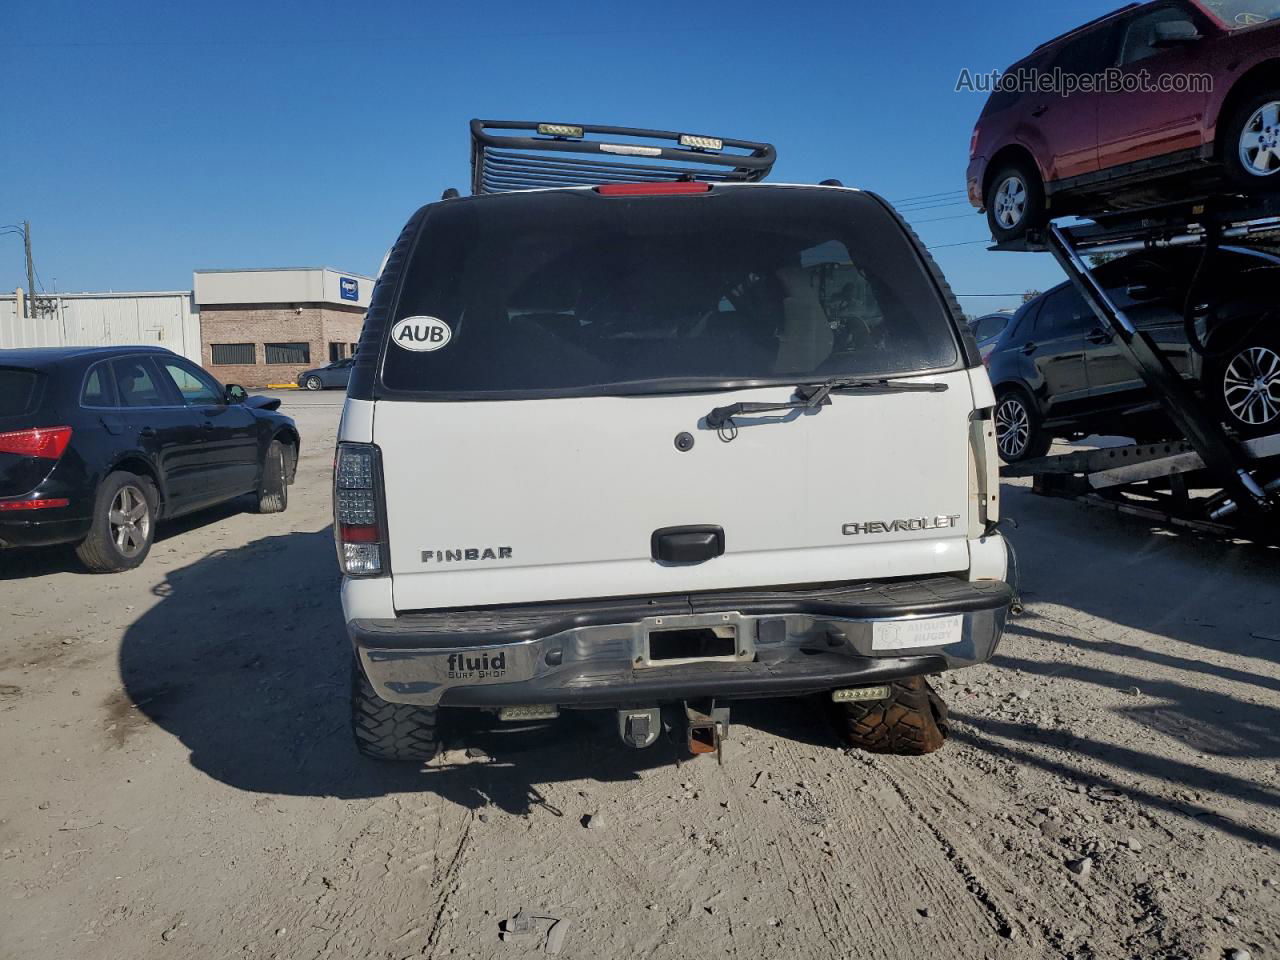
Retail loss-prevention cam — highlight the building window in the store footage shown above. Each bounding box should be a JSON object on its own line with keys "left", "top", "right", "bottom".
{"left": 328, "top": 342, "right": 361, "bottom": 362}
{"left": 265, "top": 342, "right": 311, "bottom": 365}
{"left": 211, "top": 343, "right": 256, "bottom": 365}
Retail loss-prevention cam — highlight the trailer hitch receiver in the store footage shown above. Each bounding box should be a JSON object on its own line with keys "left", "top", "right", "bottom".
{"left": 684, "top": 702, "right": 730, "bottom": 762}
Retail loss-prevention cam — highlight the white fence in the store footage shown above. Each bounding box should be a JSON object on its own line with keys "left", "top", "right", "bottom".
{"left": 0, "top": 290, "right": 202, "bottom": 364}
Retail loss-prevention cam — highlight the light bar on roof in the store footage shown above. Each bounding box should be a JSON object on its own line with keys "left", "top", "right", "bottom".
{"left": 537, "top": 123, "right": 584, "bottom": 139}
{"left": 679, "top": 134, "right": 723, "bottom": 152}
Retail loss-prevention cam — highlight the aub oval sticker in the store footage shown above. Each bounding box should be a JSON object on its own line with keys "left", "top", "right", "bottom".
{"left": 391, "top": 316, "right": 452, "bottom": 352}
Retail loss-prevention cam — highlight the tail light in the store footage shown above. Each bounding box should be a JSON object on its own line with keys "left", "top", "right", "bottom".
{"left": 969, "top": 127, "right": 981, "bottom": 156}
{"left": 334, "top": 443, "right": 386, "bottom": 576}
{"left": 0, "top": 426, "right": 72, "bottom": 459}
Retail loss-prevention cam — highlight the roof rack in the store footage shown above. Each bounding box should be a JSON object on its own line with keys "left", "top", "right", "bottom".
{"left": 469, "top": 119, "right": 776, "bottom": 195}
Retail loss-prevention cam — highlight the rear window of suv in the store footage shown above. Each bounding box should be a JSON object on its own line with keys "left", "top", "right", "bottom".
{"left": 380, "top": 188, "right": 961, "bottom": 397}
{"left": 0, "top": 368, "right": 44, "bottom": 416}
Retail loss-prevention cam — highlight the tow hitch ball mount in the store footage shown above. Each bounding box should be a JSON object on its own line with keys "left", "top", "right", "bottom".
{"left": 615, "top": 702, "right": 731, "bottom": 761}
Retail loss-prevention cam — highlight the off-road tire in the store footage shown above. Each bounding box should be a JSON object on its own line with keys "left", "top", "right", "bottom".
{"left": 985, "top": 160, "right": 1046, "bottom": 244}
{"left": 254, "top": 440, "right": 288, "bottom": 514}
{"left": 834, "top": 676, "right": 950, "bottom": 756}
{"left": 75, "top": 471, "right": 159, "bottom": 574}
{"left": 350, "top": 655, "right": 441, "bottom": 761}
{"left": 304, "top": 376, "right": 323, "bottom": 391}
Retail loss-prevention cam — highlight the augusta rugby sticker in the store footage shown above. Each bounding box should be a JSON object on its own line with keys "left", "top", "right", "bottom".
{"left": 391, "top": 316, "right": 452, "bottom": 352}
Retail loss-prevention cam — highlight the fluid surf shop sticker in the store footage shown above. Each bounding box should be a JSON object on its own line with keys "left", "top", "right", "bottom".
{"left": 391, "top": 316, "right": 452, "bottom": 352}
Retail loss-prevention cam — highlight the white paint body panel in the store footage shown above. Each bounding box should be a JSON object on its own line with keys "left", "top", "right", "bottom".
{"left": 370, "top": 370, "right": 980, "bottom": 612}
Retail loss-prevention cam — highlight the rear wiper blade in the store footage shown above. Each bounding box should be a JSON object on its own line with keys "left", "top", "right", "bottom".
{"left": 793, "top": 377, "right": 950, "bottom": 401}
{"left": 705, "top": 377, "right": 947, "bottom": 429}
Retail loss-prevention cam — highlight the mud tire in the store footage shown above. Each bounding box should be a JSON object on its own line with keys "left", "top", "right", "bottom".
{"left": 834, "top": 676, "right": 950, "bottom": 756}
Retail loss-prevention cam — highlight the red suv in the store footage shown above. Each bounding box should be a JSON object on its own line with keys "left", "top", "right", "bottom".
{"left": 969, "top": 1, "right": 1280, "bottom": 242}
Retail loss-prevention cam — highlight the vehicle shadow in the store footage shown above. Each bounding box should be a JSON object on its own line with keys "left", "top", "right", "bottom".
{"left": 117, "top": 527, "right": 842, "bottom": 810}
{"left": 0, "top": 496, "right": 252, "bottom": 580}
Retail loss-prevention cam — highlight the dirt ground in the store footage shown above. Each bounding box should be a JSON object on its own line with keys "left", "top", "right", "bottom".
{"left": 2, "top": 391, "right": 1278, "bottom": 960}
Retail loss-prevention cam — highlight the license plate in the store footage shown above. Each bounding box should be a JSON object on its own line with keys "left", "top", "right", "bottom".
{"left": 871, "top": 615, "right": 963, "bottom": 651}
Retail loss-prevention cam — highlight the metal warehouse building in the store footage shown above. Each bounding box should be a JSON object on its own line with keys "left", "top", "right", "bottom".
{"left": 194, "top": 267, "right": 373, "bottom": 386}
{"left": 0, "top": 290, "right": 201, "bottom": 363}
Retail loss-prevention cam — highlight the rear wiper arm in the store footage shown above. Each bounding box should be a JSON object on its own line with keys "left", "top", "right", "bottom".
{"left": 705, "top": 377, "right": 947, "bottom": 429}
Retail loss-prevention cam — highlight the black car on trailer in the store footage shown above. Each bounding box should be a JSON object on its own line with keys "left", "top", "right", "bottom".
{"left": 0, "top": 346, "right": 299, "bottom": 572}
{"left": 987, "top": 244, "right": 1280, "bottom": 462}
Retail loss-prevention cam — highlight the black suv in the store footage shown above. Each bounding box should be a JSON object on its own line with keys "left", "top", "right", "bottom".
{"left": 0, "top": 346, "right": 299, "bottom": 572}
{"left": 988, "top": 245, "right": 1280, "bottom": 461}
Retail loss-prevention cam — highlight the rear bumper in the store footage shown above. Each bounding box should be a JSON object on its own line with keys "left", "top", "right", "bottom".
{"left": 0, "top": 514, "right": 90, "bottom": 548}
{"left": 351, "top": 574, "right": 1016, "bottom": 709}
{"left": 966, "top": 156, "right": 986, "bottom": 208}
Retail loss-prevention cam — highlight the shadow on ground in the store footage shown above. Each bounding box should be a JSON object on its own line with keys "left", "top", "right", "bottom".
{"left": 118, "top": 527, "right": 842, "bottom": 811}
{"left": 0, "top": 497, "right": 251, "bottom": 580}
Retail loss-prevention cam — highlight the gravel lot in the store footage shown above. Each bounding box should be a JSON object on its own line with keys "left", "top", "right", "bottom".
{"left": 2, "top": 391, "right": 1278, "bottom": 960}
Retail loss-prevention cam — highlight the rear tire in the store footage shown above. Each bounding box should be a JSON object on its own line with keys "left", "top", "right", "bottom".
{"left": 1221, "top": 90, "right": 1280, "bottom": 190}
{"left": 833, "top": 675, "right": 949, "bottom": 756}
{"left": 351, "top": 655, "right": 441, "bottom": 761}
{"left": 255, "top": 440, "right": 288, "bottom": 514}
{"left": 1206, "top": 331, "right": 1280, "bottom": 438}
{"left": 985, "top": 161, "right": 1046, "bottom": 243}
{"left": 75, "top": 472, "right": 158, "bottom": 573}
{"left": 995, "top": 388, "right": 1052, "bottom": 463}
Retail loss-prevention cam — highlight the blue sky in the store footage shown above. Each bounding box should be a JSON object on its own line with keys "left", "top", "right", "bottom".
{"left": 2, "top": 0, "right": 1126, "bottom": 313}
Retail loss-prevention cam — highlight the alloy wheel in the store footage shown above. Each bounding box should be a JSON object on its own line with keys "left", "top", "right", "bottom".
{"left": 993, "top": 176, "right": 1028, "bottom": 228}
{"left": 306, "top": 376, "right": 322, "bottom": 390}
{"left": 1223, "top": 345, "right": 1280, "bottom": 427}
{"left": 108, "top": 484, "right": 151, "bottom": 558}
{"left": 995, "top": 396, "right": 1031, "bottom": 459}
{"left": 1239, "top": 101, "right": 1280, "bottom": 177}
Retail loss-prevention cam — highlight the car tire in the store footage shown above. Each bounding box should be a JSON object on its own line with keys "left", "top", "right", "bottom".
{"left": 985, "top": 161, "right": 1046, "bottom": 244}
{"left": 832, "top": 676, "right": 949, "bottom": 756}
{"left": 994, "top": 388, "right": 1052, "bottom": 463}
{"left": 75, "top": 471, "right": 158, "bottom": 574}
{"left": 304, "top": 376, "right": 323, "bottom": 391}
{"left": 1206, "top": 332, "right": 1280, "bottom": 438}
{"left": 1222, "top": 90, "right": 1280, "bottom": 190}
{"left": 351, "top": 655, "right": 441, "bottom": 761}
{"left": 254, "top": 439, "right": 289, "bottom": 514}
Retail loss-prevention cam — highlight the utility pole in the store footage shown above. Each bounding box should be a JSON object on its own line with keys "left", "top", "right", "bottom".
{"left": 23, "top": 221, "right": 36, "bottom": 319}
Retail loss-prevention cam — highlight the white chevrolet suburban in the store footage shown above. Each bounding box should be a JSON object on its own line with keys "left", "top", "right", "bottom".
{"left": 335, "top": 123, "right": 1016, "bottom": 762}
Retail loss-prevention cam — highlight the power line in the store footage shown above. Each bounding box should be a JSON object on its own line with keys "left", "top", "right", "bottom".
{"left": 926, "top": 239, "right": 991, "bottom": 250}
{"left": 903, "top": 211, "right": 981, "bottom": 225}
{"left": 890, "top": 189, "right": 968, "bottom": 204}
{"left": 894, "top": 200, "right": 975, "bottom": 213}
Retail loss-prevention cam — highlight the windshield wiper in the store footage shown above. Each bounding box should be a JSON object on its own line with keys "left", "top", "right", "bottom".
{"left": 705, "top": 377, "right": 948, "bottom": 429}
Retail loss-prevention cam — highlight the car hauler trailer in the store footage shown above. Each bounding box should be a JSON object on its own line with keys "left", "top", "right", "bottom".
{"left": 993, "top": 196, "right": 1280, "bottom": 540}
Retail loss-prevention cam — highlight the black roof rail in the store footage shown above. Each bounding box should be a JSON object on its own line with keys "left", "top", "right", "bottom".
{"left": 469, "top": 119, "right": 776, "bottom": 195}
{"left": 1031, "top": 3, "right": 1140, "bottom": 52}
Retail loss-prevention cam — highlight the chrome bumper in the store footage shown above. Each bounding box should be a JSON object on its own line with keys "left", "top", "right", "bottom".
{"left": 351, "top": 576, "right": 1015, "bottom": 708}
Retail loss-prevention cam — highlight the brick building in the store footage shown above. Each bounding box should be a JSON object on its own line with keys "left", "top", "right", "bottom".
{"left": 194, "top": 267, "right": 373, "bottom": 387}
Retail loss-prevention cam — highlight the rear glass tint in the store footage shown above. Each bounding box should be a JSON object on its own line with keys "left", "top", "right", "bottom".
{"left": 82, "top": 361, "right": 116, "bottom": 406}
{"left": 381, "top": 189, "right": 960, "bottom": 397}
{"left": 0, "top": 368, "right": 44, "bottom": 416}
